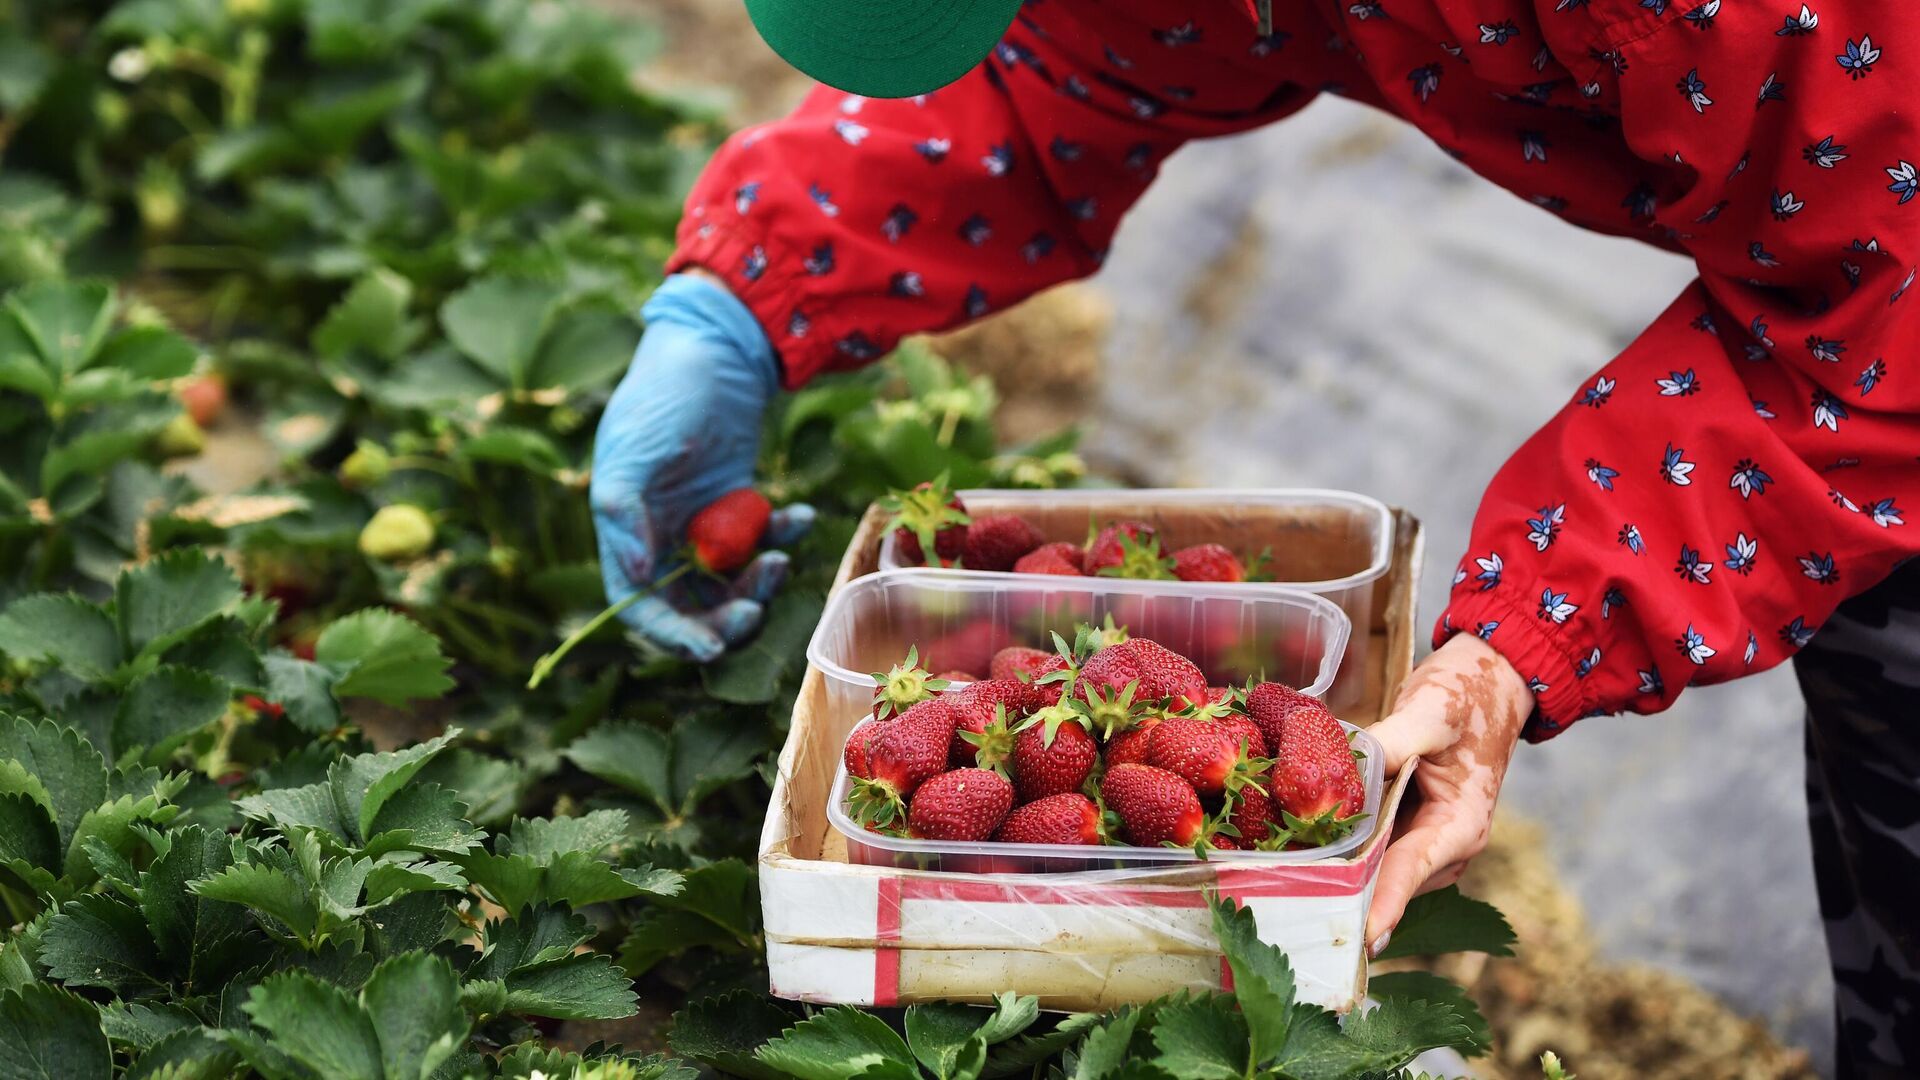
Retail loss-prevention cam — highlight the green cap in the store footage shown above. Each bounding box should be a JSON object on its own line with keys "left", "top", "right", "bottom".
{"left": 743, "top": 0, "right": 1024, "bottom": 99}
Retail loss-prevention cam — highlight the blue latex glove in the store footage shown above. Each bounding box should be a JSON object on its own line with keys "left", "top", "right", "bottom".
{"left": 591, "top": 273, "right": 815, "bottom": 662}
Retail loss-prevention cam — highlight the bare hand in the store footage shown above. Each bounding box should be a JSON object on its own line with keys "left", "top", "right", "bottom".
{"left": 1362, "top": 632, "right": 1533, "bottom": 955}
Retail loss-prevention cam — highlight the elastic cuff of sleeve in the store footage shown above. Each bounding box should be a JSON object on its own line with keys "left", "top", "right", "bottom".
{"left": 1434, "top": 591, "right": 1600, "bottom": 743}
{"left": 668, "top": 222, "right": 834, "bottom": 390}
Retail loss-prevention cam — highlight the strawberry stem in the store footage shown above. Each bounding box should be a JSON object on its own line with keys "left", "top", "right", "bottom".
{"left": 526, "top": 563, "right": 693, "bottom": 689}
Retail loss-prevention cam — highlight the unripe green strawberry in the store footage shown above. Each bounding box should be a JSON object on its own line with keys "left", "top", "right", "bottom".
{"left": 359, "top": 504, "right": 435, "bottom": 561}
{"left": 338, "top": 440, "right": 391, "bottom": 489}
{"left": 151, "top": 412, "right": 205, "bottom": 458}
{"left": 907, "top": 768, "right": 1013, "bottom": 840}
{"left": 687, "top": 488, "right": 771, "bottom": 573}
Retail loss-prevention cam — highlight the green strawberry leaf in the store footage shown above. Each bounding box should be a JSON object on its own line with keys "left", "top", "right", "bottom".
{"left": 566, "top": 713, "right": 768, "bottom": 818}
{"left": 0, "top": 595, "right": 120, "bottom": 679}
{"left": 755, "top": 1005, "right": 916, "bottom": 1080}
{"left": 1366, "top": 971, "right": 1492, "bottom": 1058}
{"left": 0, "top": 714, "right": 108, "bottom": 850}
{"left": 360, "top": 953, "right": 470, "bottom": 1080}
{"left": 701, "top": 591, "right": 824, "bottom": 705}
{"left": 975, "top": 992, "right": 1041, "bottom": 1047}
{"left": 235, "top": 781, "right": 350, "bottom": 842}
{"left": 243, "top": 969, "right": 383, "bottom": 1080}
{"left": 139, "top": 825, "right": 252, "bottom": 994}
{"left": 114, "top": 549, "right": 244, "bottom": 661}
{"left": 501, "top": 953, "right": 638, "bottom": 1020}
{"left": 0, "top": 792, "right": 59, "bottom": 874}
{"left": 906, "top": 1003, "right": 996, "bottom": 1080}
{"left": 40, "top": 893, "right": 163, "bottom": 996}
{"left": 1206, "top": 892, "right": 1295, "bottom": 1064}
{"left": 527, "top": 307, "right": 640, "bottom": 393}
{"left": 314, "top": 609, "right": 453, "bottom": 706}
{"left": 1371, "top": 886, "right": 1515, "bottom": 961}
{"left": 0, "top": 982, "right": 112, "bottom": 1080}
{"left": 563, "top": 721, "right": 669, "bottom": 815}
{"left": 1265, "top": 1003, "right": 1371, "bottom": 1080}
{"left": 464, "top": 906, "right": 596, "bottom": 982}
{"left": 261, "top": 654, "right": 342, "bottom": 735}
{"left": 670, "top": 990, "right": 799, "bottom": 1080}
{"left": 1146, "top": 996, "right": 1247, "bottom": 1080}
{"left": 6, "top": 279, "right": 112, "bottom": 375}
{"left": 615, "top": 858, "right": 757, "bottom": 976}
{"left": 616, "top": 906, "right": 743, "bottom": 979}
{"left": 363, "top": 783, "right": 483, "bottom": 856}
{"left": 440, "top": 276, "right": 562, "bottom": 390}
{"left": 112, "top": 665, "right": 231, "bottom": 760}
{"left": 95, "top": 325, "right": 199, "bottom": 380}
{"left": 502, "top": 810, "right": 630, "bottom": 862}
{"left": 191, "top": 859, "right": 319, "bottom": 946}
{"left": 122, "top": 1026, "right": 240, "bottom": 1080}
{"left": 1070, "top": 1007, "right": 1141, "bottom": 1080}
{"left": 1342, "top": 995, "right": 1475, "bottom": 1064}
{"left": 363, "top": 860, "right": 467, "bottom": 906}
{"left": 327, "top": 730, "right": 459, "bottom": 842}
{"left": 981, "top": 1013, "right": 1100, "bottom": 1079}
{"left": 312, "top": 269, "right": 416, "bottom": 362}
{"left": 99, "top": 1001, "right": 199, "bottom": 1051}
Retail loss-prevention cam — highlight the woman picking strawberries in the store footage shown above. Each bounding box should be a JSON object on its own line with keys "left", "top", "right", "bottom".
{"left": 587, "top": 1, "right": 1919, "bottom": 1071}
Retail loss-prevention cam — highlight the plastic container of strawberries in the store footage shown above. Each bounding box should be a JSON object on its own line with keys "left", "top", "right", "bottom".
{"left": 875, "top": 489, "right": 1392, "bottom": 711}
{"left": 825, "top": 723, "right": 1384, "bottom": 874}
{"left": 806, "top": 567, "right": 1373, "bottom": 873}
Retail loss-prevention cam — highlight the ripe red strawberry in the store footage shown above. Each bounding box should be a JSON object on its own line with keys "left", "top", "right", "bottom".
{"left": 990, "top": 646, "right": 1054, "bottom": 682}
{"left": 946, "top": 680, "right": 1034, "bottom": 766}
{"left": 1244, "top": 681, "right": 1322, "bottom": 755}
{"left": 241, "top": 694, "right": 284, "bottom": 720}
{"left": 907, "top": 768, "right": 1014, "bottom": 840}
{"left": 934, "top": 670, "right": 977, "bottom": 683}
{"left": 1101, "top": 764, "right": 1205, "bottom": 847}
{"left": 1260, "top": 691, "right": 1366, "bottom": 846}
{"left": 962, "top": 514, "right": 1045, "bottom": 571}
{"left": 886, "top": 481, "right": 969, "bottom": 565}
{"left": 686, "top": 489, "right": 771, "bottom": 573}
{"left": 1209, "top": 833, "right": 1241, "bottom": 851}
{"left": 1228, "top": 782, "right": 1276, "bottom": 848}
{"left": 1083, "top": 521, "right": 1157, "bottom": 575}
{"left": 1008, "top": 704, "right": 1099, "bottom": 802}
{"left": 848, "top": 698, "right": 957, "bottom": 829}
{"left": 1217, "top": 711, "right": 1268, "bottom": 759}
{"left": 1171, "top": 544, "right": 1245, "bottom": 583}
{"left": 920, "top": 618, "right": 1001, "bottom": 682}
{"left": 844, "top": 718, "right": 880, "bottom": 777}
{"left": 1078, "top": 638, "right": 1210, "bottom": 712}
{"left": 993, "top": 792, "right": 1103, "bottom": 845}
{"left": 1145, "top": 715, "right": 1266, "bottom": 798}
{"left": 1103, "top": 715, "right": 1162, "bottom": 767}
{"left": 1011, "top": 541, "right": 1086, "bottom": 576}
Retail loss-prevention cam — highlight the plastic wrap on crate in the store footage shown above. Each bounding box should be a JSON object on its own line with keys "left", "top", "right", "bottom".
{"left": 877, "top": 489, "right": 1392, "bottom": 711}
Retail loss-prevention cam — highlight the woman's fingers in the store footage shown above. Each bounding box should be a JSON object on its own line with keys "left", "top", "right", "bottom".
{"left": 1369, "top": 699, "right": 1455, "bottom": 775}
{"left": 1365, "top": 815, "right": 1479, "bottom": 952}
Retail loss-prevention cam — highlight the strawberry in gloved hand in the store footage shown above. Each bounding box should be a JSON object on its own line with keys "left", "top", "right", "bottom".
{"left": 590, "top": 273, "right": 815, "bottom": 662}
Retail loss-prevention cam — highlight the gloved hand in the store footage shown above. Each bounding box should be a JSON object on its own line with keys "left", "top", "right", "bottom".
{"left": 591, "top": 272, "right": 815, "bottom": 662}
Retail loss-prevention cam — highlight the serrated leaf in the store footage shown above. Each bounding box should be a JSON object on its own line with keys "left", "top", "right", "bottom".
{"left": 0, "top": 595, "right": 120, "bottom": 679}
{"left": 503, "top": 810, "right": 629, "bottom": 862}
{"left": 1207, "top": 893, "right": 1294, "bottom": 1064}
{"left": 0, "top": 982, "right": 111, "bottom": 1080}
{"left": 975, "top": 993, "right": 1040, "bottom": 1047}
{"left": 328, "top": 730, "right": 458, "bottom": 842}
{"left": 756, "top": 1006, "right": 915, "bottom": 1080}
{"left": 6, "top": 279, "right": 112, "bottom": 375}
{"left": 1372, "top": 887, "right": 1515, "bottom": 961}
{"left": 982, "top": 1013, "right": 1099, "bottom": 1079}
{"left": 0, "top": 713, "right": 107, "bottom": 850}
{"left": 1267, "top": 1004, "right": 1368, "bottom": 1080}
{"left": 0, "top": 792, "right": 59, "bottom": 873}
{"left": 455, "top": 427, "right": 567, "bottom": 475}
{"left": 114, "top": 549, "right": 244, "bottom": 660}
{"left": 617, "top": 906, "right": 741, "bottom": 979}
{"left": 528, "top": 308, "right": 640, "bottom": 393}
{"left": 1147, "top": 997, "right": 1245, "bottom": 1080}
{"left": 66, "top": 790, "right": 179, "bottom": 885}
{"left": 236, "top": 781, "right": 350, "bottom": 841}
{"left": 364, "top": 783, "right": 482, "bottom": 856}
{"left": 907, "top": 1004, "right": 993, "bottom": 1080}
{"left": 363, "top": 860, "right": 466, "bottom": 906}
{"left": 99, "top": 1002, "right": 198, "bottom": 1051}
{"left": 314, "top": 609, "right": 453, "bottom": 706}
{"left": 113, "top": 666, "right": 231, "bottom": 760}
{"left": 465, "top": 906, "right": 596, "bottom": 982}
{"left": 440, "top": 276, "right": 561, "bottom": 390}
{"left": 543, "top": 851, "right": 681, "bottom": 908}
{"left": 244, "top": 969, "right": 383, "bottom": 1080}
{"left": 1342, "top": 997, "right": 1473, "bottom": 1065}
{"left": 564, "top": 722, "right": 670, "bottom": 814}
{"left": 701, "top": 591, "right": 824, "bottom": 704}
{"left": 96, "top": 326, "right": 199, "bottom": 381}
{"left": 312, "top": 269, "right": 415, "bottom": 362}
{"left": 670, "top": 990, "right": 798, "bottom": 1080}
{"left": 1365, "top": 972, "right": 1491, "bottom": 1058}
{"left": 161, "top": 621, "right": 263, "bottom": 691}
{"left": 262, "top": 655, "right": 341, "bottom": 735}
{"left": 1071, "top": 1009, "right": 1140, "bottom": 1080}
{"left": 567, "top": 713, "right": 767, "bottom": 819}
{"left": 362, "top": 952, "right": 469, "bottom": 1080}
{"left": 500, "top": 953, "right": 638, "bottom": 1020}
{"left": 192, "top": 861, "right": 319, "bottom": 945}
{"left": 122, "top": 1026, "right": 240, "bottom": 1080}
{"left": 40, "top": 893, "right": 163, "bottom": 995}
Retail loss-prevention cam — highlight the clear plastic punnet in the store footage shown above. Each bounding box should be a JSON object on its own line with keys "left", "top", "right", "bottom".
{"left": 828, "top": 723, "right": 1384, "bottom": 873}
{"left": 876, "top": 489, "right": 1392, "bottom": 711}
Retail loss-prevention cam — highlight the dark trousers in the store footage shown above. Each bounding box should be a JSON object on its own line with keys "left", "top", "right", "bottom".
{"left": 1794, "top": 558, "right": 1920, "bottom": 1080}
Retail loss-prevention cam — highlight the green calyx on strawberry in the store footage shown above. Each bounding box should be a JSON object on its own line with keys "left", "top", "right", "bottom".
{"left": 1094, "top": 529, "right": 1178, "bottom": 580}
{"left": 882, "top": 474, "right": 970, "bottom": 566}
{"left": 1272, "top": 805, "right": 1369, "bottom": 849}
{"left": 957, "top": 702, "right": 1021, "bottom": 778}
{"left": 1017, "top": 698, "right": 1092, "bottom": 750}
{"left": 846, "top": 697, "right": 955, "bottom": 829}
{"left": 869, "top": 645, "right": 949, "bottom": 719}
{"left": 1079, "top": 678, "right": 1147, "bottom": 740}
